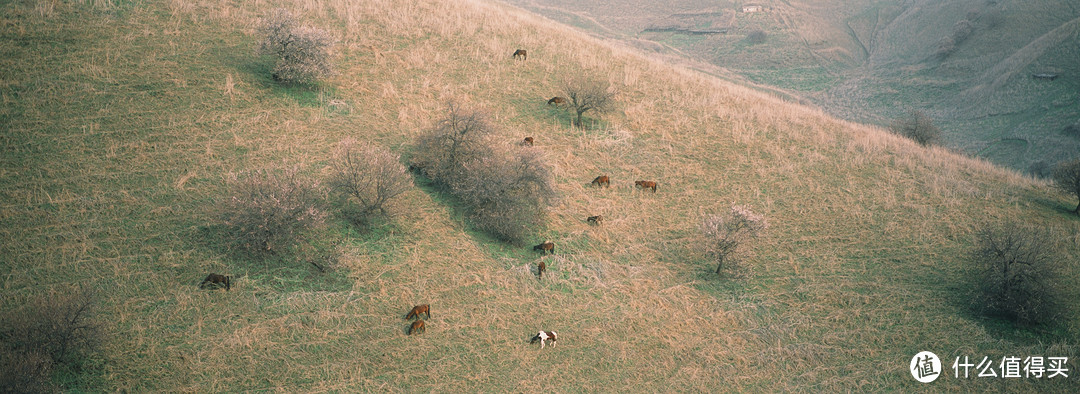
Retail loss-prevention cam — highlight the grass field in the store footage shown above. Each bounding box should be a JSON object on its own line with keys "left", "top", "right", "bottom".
{"left": 2, "top": 0, "right": 1079, "bottom": 391}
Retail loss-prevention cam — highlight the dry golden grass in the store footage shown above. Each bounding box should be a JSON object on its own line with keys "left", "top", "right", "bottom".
{"left": 1, "top": 0, "right": 1077, "bottom": 391}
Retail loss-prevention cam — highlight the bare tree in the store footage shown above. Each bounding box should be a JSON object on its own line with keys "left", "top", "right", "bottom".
{"left": 562, "top": 75, "right": 616, "bottom": 127}
{"left": 1, "top": 289, "right": 100, "bottom": 393}
{"left": 889, "top": 109, "right": 941, "bottom": 146}
{"left": 411, "top": 102, "right": 495, "bottom": 183}
{"left": 1051, "top": 158, "right": 1080, "bottom": 215}
{"left": 329, "top": 139, "right": 412, "bottom": 221}
{"left": 258, "top": 8, "right": 335, "bottom": 85}
{"left": 701, "top": 205, "right": 768, "bottom": 275}
{"left": 412, "top": 103, "right": 555, "bottom": 243}
{"left": 970, "top": 223, "right": 1062, "bottom": 325}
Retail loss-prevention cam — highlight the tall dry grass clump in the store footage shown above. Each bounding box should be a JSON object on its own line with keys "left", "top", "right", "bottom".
{"left": 258, "top": 8, "right": 335, "bottom": 85}
{"left": 219, "top": 167, "right": 327, "bottom": 256}
{"left": 0, "top": 289, "right": 100, "bottom": 393}
{"left": 412, "top": 103, "right": 555, "bottom": 242}
{"left": 969, "top": 223, "right": 1064, "bottom": 326}
{"left": 701, "top": 205, "right": 768, "bottom": 276}
{"left": 329, "top": 139, "right": 413, "bottom": 223}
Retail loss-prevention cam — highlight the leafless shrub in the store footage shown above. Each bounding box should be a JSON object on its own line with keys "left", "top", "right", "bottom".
{"left": 562, "top": 75, "right": 617, "bottom": 127}
{"left": 970, "top": 223, "right": 1063, "bottom": 325}
{"left": 1051, "top": 158, "right": 1080, "bottom": 215}
{"left": 451, "top": 148, "right": 556, "bottom": 242}
{"left": 329, "top": 139, "right": 412, "bottom": 222}
{"left": 258, "top": 8, "right": 335, "bottom": 85}
{"left": 412, "top": 104, "right": 555, "bottom": 243}
{"left": 0, "top": 289, "right": 100, "bottom": 393}
{"left": 746, "top": 29, "right": 767, "bottom": 44}
{"left": 220, "top": 167, "right": 327, "bottom": 256}
{"left": 889, "top": 109, "right": 941, "bottom": 146}
{"left": 411, "top": 103, "right": 495, "bottom": 183}
{"left": 702, "top": 205, "right": 768, "bottom": 276}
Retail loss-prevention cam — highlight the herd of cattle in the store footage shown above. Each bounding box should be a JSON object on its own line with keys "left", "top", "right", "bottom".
{"left": 197, "top": 48, "right": 663, "bottom": 350}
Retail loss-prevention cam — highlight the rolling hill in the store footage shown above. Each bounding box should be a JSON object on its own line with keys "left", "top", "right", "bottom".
{"left": 504, "top": 0, "right": 1080, "bottom": 174}
{"left": 1, "top": 0, "right": 1078, "bottom": 391}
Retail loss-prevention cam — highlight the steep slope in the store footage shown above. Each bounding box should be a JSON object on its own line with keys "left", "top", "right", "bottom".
{"left": 1, "top": 0, "right": 1077, "bottom": 392}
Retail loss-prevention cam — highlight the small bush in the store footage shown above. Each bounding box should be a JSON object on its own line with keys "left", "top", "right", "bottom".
{"left": 1051, "top": 158, "right": 1080, "bottom": 215}
{"left": 889, "top": 109, "right": 941, "bottom": 146}
{"left": 329, "top": 139, "right": 412, "bottom": 223}
{"left": 969, "top": 223, "right": 1063, "bottom": 325}
{"left": 746, "top": 29, "right": 767, "bottom": 44}
{"left": 1027, "top": 160, "right": 1050, "bottom": 179}
{"left": 0, "top": 289, "right": 100, "bottom": 393}
{"left": 220, "top": 166, "right": 327, "bottom": 256}
{"left": 258, "top": 8, "right": 335, "bottom": 85}
{"left": 412, "top": 104, "right": 556, "bottom": 243}
{"left": 562, "top": 75, "right": 617, "bottom": 127}
{"left": 702, "top": 205, "right": 768, "bottom": 276}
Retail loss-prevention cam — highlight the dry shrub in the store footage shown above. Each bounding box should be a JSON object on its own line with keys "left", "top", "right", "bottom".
{"left": 220, "top": 167, "right": 327, "bottom": 256}
{"left": 562, "top": 74, "right": 617, "bottom": 127}
{"left": 0, "top": 289, "right": 100, "bottom": 393}
{"left": 258, "top": 8, "right": 335, "bottom": 85}
{"left": 746, "top": 29, "right": 767, "bottom": 44}
{"left": 412, "top": 104, "right": 555, "bottom": 243}
{"left": 889, "top": 109, "right": 941, "bottom": 146}
{"left": 450, "top": 148, "right": 556, "bottom": 242}
{"left": 702, "top": 205, "right": 768, "bottom": 276}
{"left": 1051, "top": 158, "right": 1080, "bottom": 215}
{"left": 411, "top": 103, "right": 495, "bottom": 182}
{"left": 970, "top": 223, "right": 1064, "bottom": 326}
{"left": 329, "top": 139, "right": 412, "bottom": 222}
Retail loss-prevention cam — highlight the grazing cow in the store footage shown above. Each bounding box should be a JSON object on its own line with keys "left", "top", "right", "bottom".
{"left": 533, "top": 241, "right": 555, "bottom": 255}
{"left": 408, "top": 319, "right": 426, "bottom": 335}
{"left": 537, "top": 260, "right": 546, "bottom": 280}
{"left": 591, "top": 175, "right": 610, "bottom": 188}
{"left": 199, "top": 273, "right": 231, "bottom": 291}
{"left": 523, "top": 136, "right": 535, "bottom": 146}
{"left": 587, "top": 215, "right": 603, "bottom": 225}
{"left": 635, "top": 180, "right": 658, "bottom": 192}
{"left": 530, "top": 331, "right": 558, "bottom": 349}
{"left": 512, "top": 49, "right": 527, "bottom": 61}
{"left": 547, "top": 96, "right": 566, "bottom": 106}
{"left": 405, "top": 304, "right": 431, "bottom": 320}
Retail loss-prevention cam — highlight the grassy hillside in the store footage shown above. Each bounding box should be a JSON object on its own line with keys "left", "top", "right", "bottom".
{"left": 1, "top": 0, "right": 1078, "bottom": 391}
{"left": 505, "top": 0, "right": 1080, "bottom": 173}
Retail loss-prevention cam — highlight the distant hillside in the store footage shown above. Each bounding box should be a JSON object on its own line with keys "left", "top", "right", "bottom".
{"left": 504, "top": 0, "right": 1080, "bottom": 174}
{"left": 1, "top": 0, "right": 1077, "bottom": 392}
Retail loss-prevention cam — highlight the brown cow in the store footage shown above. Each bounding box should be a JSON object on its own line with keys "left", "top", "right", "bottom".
{"left": 533, "top": 241, "right": 555, "bottom": 255}
{"left": 512, "top": 49, "right": 527, "bottom": 60}
{"left": 587, "top": 215, "right": 603, "bottom": 225}
{"left": 408, "top": 319, "right": 426, "bottom": 335}
{"left": 537, "top": 260, "right": 546, "bottom": 280}
{"left": 547, "top": 96, "right": 566, "bottom": 106}
{"left": 405, "top": 304, "right": 431, "bottom": 320}
{"left": 523, "top": 136, "right": 534, "bottom": 146}
{"left": 591, "top": 175, "right": 610, "bottom": 188}
{"left": 635, "top": 180, "right": 658, "bottom": 192}
{"left": 200, "top": 273, "right": 231, "bottom": 291}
